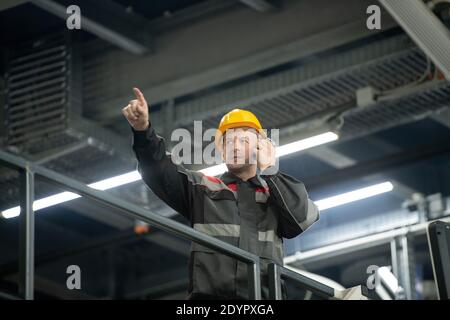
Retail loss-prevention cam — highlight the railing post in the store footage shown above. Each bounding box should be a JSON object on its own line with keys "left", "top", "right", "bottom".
{"left": 18, "top": 167, "right": 34, "bottom": 300}
{"left": 248, "top": 261, "right": 261, "bottom": 300}
{"left": 268, "top": 263, "right": 282, "bottom": 300}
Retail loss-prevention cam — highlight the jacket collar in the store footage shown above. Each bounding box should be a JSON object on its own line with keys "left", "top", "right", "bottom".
{"left": 220, "top": 170, "right": 266, "bottom": 188}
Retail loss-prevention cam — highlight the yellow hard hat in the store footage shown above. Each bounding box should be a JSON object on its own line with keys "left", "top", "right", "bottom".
{"left": 214, "top": 108, "right": 266, "bottom": 151}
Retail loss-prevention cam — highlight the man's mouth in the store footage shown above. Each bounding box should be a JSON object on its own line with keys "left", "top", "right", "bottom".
{"left": 229, "top": 155, "right": 243, "bottom": 164}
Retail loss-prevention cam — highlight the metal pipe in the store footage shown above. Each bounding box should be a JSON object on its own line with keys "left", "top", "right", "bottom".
{"left": 268, "top": 263, "right": 282, "bottom": 300}
{"left": 18, "top": 167, "right": 35, "bottom": 300}
{"left": 285, "top": 216, "right": 450, "bottom": 266}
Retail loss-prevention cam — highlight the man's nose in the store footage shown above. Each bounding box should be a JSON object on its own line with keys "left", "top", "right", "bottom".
{"left": 233, "top": 141, "right": 245, "bottom": 153}
{"left": 233, "top": 136, "right": 246, "bottom": 148}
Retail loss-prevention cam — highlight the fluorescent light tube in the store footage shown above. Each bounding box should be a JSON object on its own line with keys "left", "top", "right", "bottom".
{"left": 315, "top": 182, "right": 394, "bottom": 211}
{"left": 276, "top": 132, "right": 338, "bottom": 157}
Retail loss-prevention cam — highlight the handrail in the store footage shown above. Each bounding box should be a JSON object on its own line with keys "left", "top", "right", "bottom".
{"left": 268, "top": 263, "right": 368, "bottom": 300}
{"left": 0, "top": 291, "right": 21, "bottom": 300}
{"left": 0, "top": 149, "right": 261, "bottom": 300}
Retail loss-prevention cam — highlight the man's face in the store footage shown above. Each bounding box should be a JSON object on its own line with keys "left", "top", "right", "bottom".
{"left": 223, "top": 127, "right": 258, "bottom": 170}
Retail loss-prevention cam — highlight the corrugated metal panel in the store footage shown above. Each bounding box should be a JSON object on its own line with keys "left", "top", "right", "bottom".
{"left": 4, "top": 34, "right": 68, "bottom": 146}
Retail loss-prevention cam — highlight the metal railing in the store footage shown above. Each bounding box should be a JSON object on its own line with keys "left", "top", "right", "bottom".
{"left": 0, "top": 149, "right": 370, "bottom": 300}
{"left": 268, "top": 263, "right": 369, "bottom": 300}
{"left": 268, "top": 263, "right": 333, "bottom": 299}
{"left": 0, "top": 150, "right": 261, "bottom": 300}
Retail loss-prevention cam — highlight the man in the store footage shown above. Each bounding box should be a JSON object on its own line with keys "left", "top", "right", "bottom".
{"left": 122, "top": 87, "right": 320, "bottom": 299}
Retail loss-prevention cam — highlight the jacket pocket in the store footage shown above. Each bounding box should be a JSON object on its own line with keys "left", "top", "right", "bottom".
{"left": 191, "top": 247, "right": 237, "bottom": 298}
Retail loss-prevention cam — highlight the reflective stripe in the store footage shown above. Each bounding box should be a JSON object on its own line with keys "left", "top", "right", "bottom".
{"left": 259, "top": 230, "right": 283, "bottom": 249}
{"left": 299, "top": 199, "right": 320, "bottom": 231}
{"left": 194, "top": 223, "right": 240, "bottom": 237}
{"left": 201, "top": 175, "right": 237, "bottom": 198}
{"left": 258, "top": 230, "right": 275, "bottom": 242}
{"left": 201, "top": 175, "right": 225, "bottom": 191}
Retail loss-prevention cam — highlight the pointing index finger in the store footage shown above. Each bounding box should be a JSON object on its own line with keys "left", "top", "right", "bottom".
{"left": 133, "top": 87, "right": 146, "bottom": 105}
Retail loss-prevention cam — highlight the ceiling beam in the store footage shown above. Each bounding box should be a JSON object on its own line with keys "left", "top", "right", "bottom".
{"left": 431, "top": 106, "right": 450, "bottom": 128}
{"left": 31, "top": 0, "right": 151, "bottom": 54}
{"left": 149, "top": 0, "right": 239, "bottom": 32}
{"left": 307, "top": 140, "right": 418, "bottom": 200}
{"left": 305, "top": 138, "right": 450, "bottom": 192}
{"left": 307, "top": 147, "right": 356, "bottom": 169}
{"left": 239, "top": 0, "right": 280, "bottom": 12}
{"left": 0, "top": 0, "right": 27, "bottom": 12}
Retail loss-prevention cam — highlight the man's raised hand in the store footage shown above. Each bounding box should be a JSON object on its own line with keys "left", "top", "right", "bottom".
{"left": 122, "top": 87, "right": 149, "bottom": 131}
